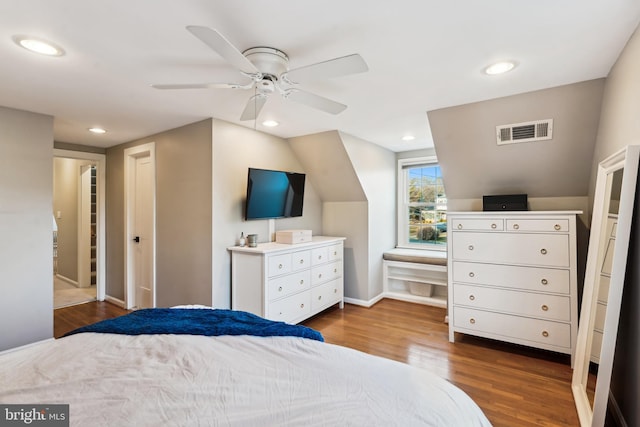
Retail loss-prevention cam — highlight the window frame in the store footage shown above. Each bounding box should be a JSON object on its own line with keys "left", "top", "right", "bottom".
{"left": 397, "top": 156, "right": 447, "bottom": 251}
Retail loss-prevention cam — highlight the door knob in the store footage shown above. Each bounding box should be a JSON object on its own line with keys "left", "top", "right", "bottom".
{"left": 133, "top": 236, "right": 140, "bottom": 243}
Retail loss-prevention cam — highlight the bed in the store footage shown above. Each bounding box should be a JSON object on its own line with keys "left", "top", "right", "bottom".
{"left": 0, "top": 307, "right": 491, "bottom": 426}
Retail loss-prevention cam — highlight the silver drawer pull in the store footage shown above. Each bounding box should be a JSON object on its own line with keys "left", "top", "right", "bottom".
{"left": 318, "top": 274, "right": 323, "bottom": 279}
{"left": 278, "top": 264, "right": 283, "bottom": 269}
{"left": 513, "top": 223, "right": 520, "bottom": 230}
{"left": 491, "top": 223, "right": 497, "bottom": 229}
{"left": 299, "top": 259, "right": 304, "bottom": 264}
{"left": 278, "top": 286, "right": 282, "bottom": 292}
{"left": 317, "top": 255, "right": 322, "bottom": 260}
{"left": 318, "top": 295, "right": 322, "bottom": 300}
{"left": 469, "top": 295, "right": 475, "bottom": 301}
{"left": 541, "top": 278, "right": 548, "bottom": 285}
{"left": 333, "top": 251, "right": 337, "bottom": 256}
{"left": 299, "top": 280, "right": 304, "bottom": 285}
{"left": 540, "top": 248, "right": 547, "bottom": 255}
{"left": 468, "top": 272, "right": 475, "bottom": 278}
{"left": 300, "top": 303, "right": 304, "bottom": 309}
{"left": 541, "top": 305, "right": 549, "bottom": 311}
{"left": 334, "top": 268, "right": 337, "bottom": 273}
{"left": 554, "top": 224, "right": 561, "bottom": 231}
{"left": 334, "top": 289, "right": 337, "bottom": 293}
{"left": 469, "top": 318, "right": 476, "bottom": 324}
{"left": 542, "top": 330, "right": 549, "bottom": 338}
{"left": 468, "top": 245, "right": 474, "bottom": 251}
{"left": 457, "top": 224, "right": 463, "bottom": 229}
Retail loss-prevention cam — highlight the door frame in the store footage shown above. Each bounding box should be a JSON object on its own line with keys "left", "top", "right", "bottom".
{"left": 124, "top": 142, "right": 156, "bottom": 309}
{"left": 53, "top": 149, "right": 106, "bottom": 301}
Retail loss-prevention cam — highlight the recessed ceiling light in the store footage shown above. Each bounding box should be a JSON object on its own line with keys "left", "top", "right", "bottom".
{"left": 262, "top": 120, "right": 279, "bottom": 127}
{"left": 402, "top": 135, "right": 416, "bottom": 141}
{"left": 484, "top": 61, "right": 516, "bottom": 75}
{"left": 88, "top": 127, "right": 107, "bottom": 134}
{"left": 13, "top": 35, "right": 65, "bottom": 57}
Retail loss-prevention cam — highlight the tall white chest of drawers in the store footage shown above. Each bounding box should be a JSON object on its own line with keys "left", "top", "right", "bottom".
{"left": 447, "top": 211, "right": 581, "bottom": 363}
{"left": 229, "top": 236, "right": 345, "bottom": 324}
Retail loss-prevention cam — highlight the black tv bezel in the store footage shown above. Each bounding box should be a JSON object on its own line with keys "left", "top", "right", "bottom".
{"left": 244, "top": 167, "right": 306, "bottom": 221}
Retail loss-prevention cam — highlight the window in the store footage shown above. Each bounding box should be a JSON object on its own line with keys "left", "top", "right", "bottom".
{"left": 397, "top": 157, "right": 447, "bottom": 250}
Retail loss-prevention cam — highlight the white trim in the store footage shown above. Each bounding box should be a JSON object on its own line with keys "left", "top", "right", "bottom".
{"left": 343, "top": 294, "right": 384, "bottom": 308}
{"left": 104, "top": 295, "right": 126, "bottom": 309}
{"left": 55, "top": 273, "right": 79, "bottom": 287}
{"left": 124, "top": 142, "right": 157, "bottom": 310}
{"left": 53, "top": 149, "right": 106, "bottom": 302}
{"left": 77, "top": 164, "right": 92, "bottom": 287}
{"left": 396, "top": 156, "right": 446, "bottom": 250}
{"left": 0, "top": 338, "right": 55, "bottom": 356}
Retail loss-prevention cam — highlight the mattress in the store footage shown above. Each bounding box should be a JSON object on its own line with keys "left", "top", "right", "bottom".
{"left": 0, "top": 332, "right": 491, "bottom": 426}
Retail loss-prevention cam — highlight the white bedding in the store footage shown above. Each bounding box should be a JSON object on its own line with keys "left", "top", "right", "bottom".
{"left": 0, "top": 333, "right": 491, "bottom": 426}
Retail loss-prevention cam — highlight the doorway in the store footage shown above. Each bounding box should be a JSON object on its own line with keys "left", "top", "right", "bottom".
{"left": 124, "top": 142, "right": 156, "bottom": 309}
{"left": 52, "top": 149, "right": 106, "bottom": 308}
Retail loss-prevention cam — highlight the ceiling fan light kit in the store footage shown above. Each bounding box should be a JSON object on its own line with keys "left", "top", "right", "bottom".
{"left": 153, "top": 26, "right": 368, "bottom": 122}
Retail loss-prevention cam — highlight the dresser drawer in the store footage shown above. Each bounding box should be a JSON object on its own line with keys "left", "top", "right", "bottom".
{"left": 267, "top": 250, "right": 310, "bottom": 277}
{"left": 267, "top": 270, "right": 311, "bottom": 301}
{"left": 451, "top": 218, "right": 504, "bottom": 231}
{"left": 594, "top": 301, "right": 607, "bottom": 332}
{"left": 506, "top": 219, "right": 569, "bottom": 232}
{"left": 453, "top": 283, "right": 571, "bottom": 321}
{"left": 267, "top": 291, "right": 311, "bottom": 324}
{"left": 452, "top": 261, "right": 570, "bottom": 294}
{"left": 311, "top": 261, "right": 342, "bottom": 285}
{"left": 453, "top": 306, "right": 571, "bottom": 349}
{"left": 311, "top": 278, "right": 342, "bottom": 311}
{"left": 311, "top": 246, "right": 329, "bottom": 266}
{"left": 328, "top": 243, "right": 343, "bottom": 261}
{"left": 452, "top": 232, "right": 569, "bottom": 267}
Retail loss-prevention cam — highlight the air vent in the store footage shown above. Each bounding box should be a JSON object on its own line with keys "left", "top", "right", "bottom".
{"left": 496, "top": 119, "right": 553, "bottom": 145}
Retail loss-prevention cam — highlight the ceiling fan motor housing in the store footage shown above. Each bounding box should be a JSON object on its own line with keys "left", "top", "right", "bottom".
{"left": 243, "top": 47, "right": 289, "bottom": 79}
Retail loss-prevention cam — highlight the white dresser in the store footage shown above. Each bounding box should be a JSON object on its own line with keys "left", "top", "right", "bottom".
{"left": 229, "top": 236, "right": 345, "bottom": 324}
{"left": 447, "top": 211, "right": 581, "bottom": 363}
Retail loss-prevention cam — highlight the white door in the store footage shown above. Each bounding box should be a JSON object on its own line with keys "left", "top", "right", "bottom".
{"left": 133, "top": 156, "right": 153, "bottom": 308}
{"left": 125, "top": 142, "right": 156, "bottom": 310}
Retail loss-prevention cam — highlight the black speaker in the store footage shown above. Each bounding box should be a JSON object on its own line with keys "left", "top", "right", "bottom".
{"left": 483, "top": 194, "right": 528, "bottom": 211}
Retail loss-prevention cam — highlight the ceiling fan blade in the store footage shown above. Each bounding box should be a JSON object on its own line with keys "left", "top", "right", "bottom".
{"left": 151, "top": 82, "right": 246, "bottom": 90}
{"left": 284, "top": 89, "right": 347, "bottom": 115}
{"left": 282, "top": 54, "right": 368, "bottom": 84}
{"left": 186, "top": 26, "right": 259, "bottom": 75}
{"left": 240, "top": 94, "right": 268, "bottom": 121}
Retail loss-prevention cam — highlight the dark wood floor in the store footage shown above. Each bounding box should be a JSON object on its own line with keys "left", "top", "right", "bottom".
{"left": 54, "top": 299, "right": 579, "bottom": 427}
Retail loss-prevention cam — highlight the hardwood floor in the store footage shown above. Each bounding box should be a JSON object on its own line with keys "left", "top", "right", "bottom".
{"left": 54, "top": 299, "right": 579, "bottom": 426}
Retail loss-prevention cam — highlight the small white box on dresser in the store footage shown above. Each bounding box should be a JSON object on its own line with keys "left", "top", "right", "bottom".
{"left": 275, "top": 229, "right": 312, "bottom": 244}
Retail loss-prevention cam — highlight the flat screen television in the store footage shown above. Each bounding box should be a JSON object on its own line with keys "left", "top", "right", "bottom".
{"left": 245, "top": 168, "right": 306, "bottom": 220}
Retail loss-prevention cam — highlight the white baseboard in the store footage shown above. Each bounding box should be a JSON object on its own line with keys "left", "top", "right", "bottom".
{"left": 105, "top": 295, "right": 126, "bottom": 308}
{"left": 55, "top": 274, "right": 79, "bottom": 287}
{"left": 343, "top": 293, "right": 385, "bottom": 308}
{"left": 608, "top": 391, "right": 628, "bottom": 427}
{"left": 0, "top": 338, "right": 55, "bottom": 355}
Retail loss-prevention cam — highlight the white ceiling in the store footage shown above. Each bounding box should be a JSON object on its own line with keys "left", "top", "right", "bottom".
{"left": 1, "top": 1, "right": 639, "bottom": 152}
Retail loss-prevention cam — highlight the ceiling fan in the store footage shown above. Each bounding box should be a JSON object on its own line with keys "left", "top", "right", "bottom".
{"left": 152, "top": 26, "right": 369, "bottom": 121}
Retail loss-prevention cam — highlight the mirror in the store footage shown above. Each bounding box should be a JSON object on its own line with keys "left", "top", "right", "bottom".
{"left": 572, "top": 145, "right": 640, "bottom": 426}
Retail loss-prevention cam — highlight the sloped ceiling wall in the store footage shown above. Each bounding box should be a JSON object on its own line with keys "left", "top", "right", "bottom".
{"left": 288, "top": 130, "right": 366, "bottom": 202}
{"left": 429, "top": 79, "right": 605, "bottom": 200}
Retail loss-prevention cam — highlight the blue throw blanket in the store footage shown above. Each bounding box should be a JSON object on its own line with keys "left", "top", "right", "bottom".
{"left": 63, "top": 308, "right": 324, "bottom": 342}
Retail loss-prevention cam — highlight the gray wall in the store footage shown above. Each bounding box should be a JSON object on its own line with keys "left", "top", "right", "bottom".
{"left": 289, "top": 130, "right": 396, "bottom": 303}
{"left": 0, "top": 106, "right": 53, "bottom": 351}
{"left": 52, "top": 158, "right": 81, "bottom": 283}
{"left": 428, "top": 79, "right": 605, "bottom": 216}
{"left": 211, "top": 119, "right": 323, "bottom": 308}
{"left": 106, "top": 119, "right": 213, "bottom": 306}
{"left": 591, "top": 24, "right": 640, "bottom": 426}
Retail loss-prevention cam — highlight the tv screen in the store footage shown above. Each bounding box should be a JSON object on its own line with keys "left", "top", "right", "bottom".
{"left": 245, "top": 168, "right": 306, "bottom": 220}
